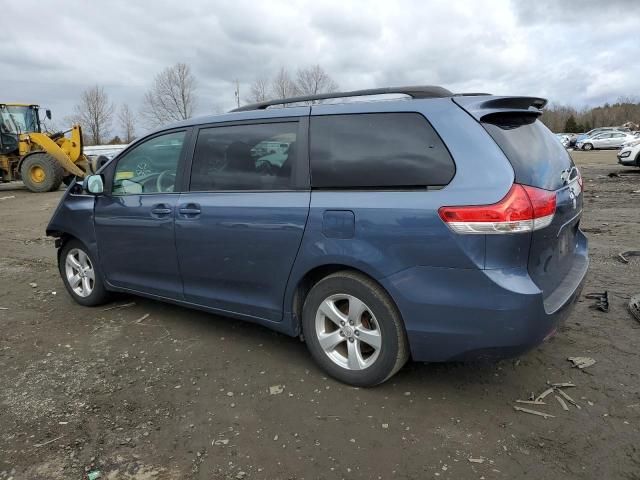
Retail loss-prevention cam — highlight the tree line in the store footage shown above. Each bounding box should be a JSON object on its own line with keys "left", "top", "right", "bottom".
{"left": 540, "top": 97, "right": 640, "bottom": 133}
{"left": 70, "top": 63, "right": 338, "bottom": 145}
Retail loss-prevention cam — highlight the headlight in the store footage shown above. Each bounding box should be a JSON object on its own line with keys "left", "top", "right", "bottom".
{"left": 619, "top": 151, "right": 630, "bottom": 158}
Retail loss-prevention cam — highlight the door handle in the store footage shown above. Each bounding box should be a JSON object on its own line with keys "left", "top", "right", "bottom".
{"left": 178, "top": 203, "right": 201, "bottom": 217}
{"left": 151, "top": 204, "right": 172, "bottom": 216}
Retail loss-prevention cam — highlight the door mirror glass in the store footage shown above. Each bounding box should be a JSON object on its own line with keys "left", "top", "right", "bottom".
{"left": 85, "top": 174, "right": 104, "bottom": 194}
{"left": 45, "top": 109, "right": 52, "bottom": 120}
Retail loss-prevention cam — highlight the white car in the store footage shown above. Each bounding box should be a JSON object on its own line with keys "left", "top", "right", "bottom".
{"left": 577, "top": 131, "right": 636, "bottom": 150}
{"left": 617, "top": 139, "right": 640, "bottom": 167}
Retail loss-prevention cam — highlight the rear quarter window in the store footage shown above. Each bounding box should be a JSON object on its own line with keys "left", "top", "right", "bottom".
{"left": 482, "top": 114, "right": 574, "bottom": 191}
{"left": 310, "top": 112, "right": 455, "bottom": 188}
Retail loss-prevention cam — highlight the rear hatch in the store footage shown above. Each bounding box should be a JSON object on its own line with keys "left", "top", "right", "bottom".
{"left": 453, "top": 96, "right": 585, "bottom": 303}
{"left": 481, "top": 112, "right": 583, "bottom": 300}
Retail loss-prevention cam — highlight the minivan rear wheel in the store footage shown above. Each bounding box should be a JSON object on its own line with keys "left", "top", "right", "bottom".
{"left": 302, "top": 271, "right": 409, "bottom": 386}
{"left": 59, "top": 239, "right": 110, "bottom": 306}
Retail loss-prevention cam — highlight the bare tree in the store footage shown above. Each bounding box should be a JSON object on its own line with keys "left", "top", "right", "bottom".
{"left": 72, "top": 85, "right": 115, "bottom": 145}
{"left": 117, "top": 104, "right": 136, "bottom": 143}
{"left": 140, "top": 62, "right": 197, "bottom": 128}
{"left": 270, "top": 67, "right": 298, "bottom": 100}
{"left": 247, "top": 76, "right": 269, "bottom": 104}
{"left": 295, "top": 65, "right": 339, "bottom": 98}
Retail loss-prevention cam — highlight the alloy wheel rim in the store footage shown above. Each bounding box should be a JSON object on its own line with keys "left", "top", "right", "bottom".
{"left": 65, "top": 248, "right": 95, "bottom": 298}
{"left": 315, "top": 293, "right": 382, "bottom": 370}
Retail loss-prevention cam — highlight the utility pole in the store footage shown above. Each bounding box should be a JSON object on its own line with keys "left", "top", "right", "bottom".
{"left": 234, "top": 79, "right": 240, "bottom": 108}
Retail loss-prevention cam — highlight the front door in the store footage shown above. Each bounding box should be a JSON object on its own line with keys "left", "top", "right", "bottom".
{"left": 94, "top": 130, "right": 188, "bottom": 298}
{"left": 175, "top": 118, "right": 310, "bottom": 321}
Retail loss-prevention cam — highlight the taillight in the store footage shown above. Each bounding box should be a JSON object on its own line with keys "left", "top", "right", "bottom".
{"left": 438, "top": 184, "right": 556, "bottom": 234}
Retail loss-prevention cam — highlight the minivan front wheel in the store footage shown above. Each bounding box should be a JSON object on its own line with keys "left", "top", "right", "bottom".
{"left": 582, "top": 143, "right": 593, "bottom": 151}
{"left": 59, "top": 239, "right": 110, "bottom": 306}
{"left": 302, "top": 271, "right": 409, "bottom": 386}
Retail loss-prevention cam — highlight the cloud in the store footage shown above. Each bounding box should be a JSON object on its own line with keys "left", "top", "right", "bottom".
{"left": 2, "top": 0, "right": 638, "bottom": 138}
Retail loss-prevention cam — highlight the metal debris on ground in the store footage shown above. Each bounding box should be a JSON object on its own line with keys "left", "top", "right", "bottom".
{"left": 568, "top": 356, "right": 596, "bottom": 369}
{"left": 468, "top": 458, "right": 485, "bottom": 464}
{"left": 513, "top": 406, "right": 555, "bottom": 419}
{"left": 555, "top": 395, "right": 570, "bottom": 411}
{"left": 33, "top": 434, "right": 64, "bottom": 448}
{"left": 585, "top": 291, "right": 609, "bottom": 312}
{"left": 535, "top": 387, "right": 555, "bottom": 402}
{"left": 550, "top": 382, "right": 576, "bottom": 388}
{"left": 102, "top": 301, "right": 136, "bottom": 311}
{"left": 269, "top": 385, "right": 284, "bottom": 395}
{"left": 0, "top": 195, "right": 15, "bottom": 200}
{"left": 515, "top": 382, "right": 582, "bottom": 418}
{"left": 556, "top": 388, "right": 581, "bottom": 409}
{"left": 134, "top": 313, "right": 150, "bottom": 324}
{"left": 515, "top": 399, "right": 546, "bottom": 405}
{"left": 617, "top": 250, "right": 640, "bottom": 264}
{"left": 628, "top": 295, "right": 640, "bottom": 322}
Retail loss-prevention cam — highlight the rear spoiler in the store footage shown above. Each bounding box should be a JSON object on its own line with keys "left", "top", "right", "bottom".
{"left": 452, "top": 95, "right": 548, "bottom": 121}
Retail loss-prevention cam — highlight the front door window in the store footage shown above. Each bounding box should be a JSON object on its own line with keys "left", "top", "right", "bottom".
{"left": 113, "top": 131, "right": 186, "bottom": 195}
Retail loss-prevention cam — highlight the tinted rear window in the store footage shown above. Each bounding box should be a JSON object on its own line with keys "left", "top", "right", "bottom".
{"left": 310, "top": 113, "right": 455, "bottom": 188}
{"left": 482, "top": 114, "right": 574, "bottom": 191}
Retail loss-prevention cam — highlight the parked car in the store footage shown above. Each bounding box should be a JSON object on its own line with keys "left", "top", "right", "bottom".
{"left": 555, "top": 133, "right": 570, "bottom": 148}
{"left": 47, "top": 86, "right": 588, "bottom": 386}
{"left": 577, "top": 131, "right": 636, "bottom": 150}
{"left": 574, "top": 127, "right": 630, "bottom": 146}
{"left": 618, "top": 139, "right": 640, "bottom": 167}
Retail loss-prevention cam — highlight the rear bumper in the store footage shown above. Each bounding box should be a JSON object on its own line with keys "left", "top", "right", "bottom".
{"left": 381, "top": 248, "right": 588, "bottom": 362}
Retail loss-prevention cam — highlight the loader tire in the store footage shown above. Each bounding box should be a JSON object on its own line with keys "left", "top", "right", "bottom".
{"left": 21, "top": 153, "right": 65, "bottom": 192}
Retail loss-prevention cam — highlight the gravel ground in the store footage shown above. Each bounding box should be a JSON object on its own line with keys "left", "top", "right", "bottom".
{"left": 0, "top": 150, "right": 639, "bottom": 480}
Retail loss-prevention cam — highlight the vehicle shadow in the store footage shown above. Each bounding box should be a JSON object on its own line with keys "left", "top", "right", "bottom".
{"left": 112, "top": 294, "right": 512, "bottom": 392}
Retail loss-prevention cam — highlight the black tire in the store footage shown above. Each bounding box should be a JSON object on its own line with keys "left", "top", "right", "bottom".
{"left": 20, "top": 153, "right": 64, "bottom": 192}
{"left": 582, "top": 143, "right": 593, "bottom": 151}
{"left": 302, "top": 271, "right": 409, "bottom": 387}
{"left": 58, "top": 239, "right": 110, "bottom": 306}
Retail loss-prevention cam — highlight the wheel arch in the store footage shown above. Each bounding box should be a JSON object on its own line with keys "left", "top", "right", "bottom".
{"left": 289, "top": 263, "right": 403, "bottom": 337}
{"left": 17, "top": 150, "right": 48, "bottom": 173}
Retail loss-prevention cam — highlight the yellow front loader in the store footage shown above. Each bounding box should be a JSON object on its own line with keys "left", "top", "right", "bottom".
{"left": 0, "top": 103, "right": 90, "bottom": 192}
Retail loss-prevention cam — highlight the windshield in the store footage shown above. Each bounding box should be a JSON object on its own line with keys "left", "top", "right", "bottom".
{"left": 0, "top": 106, "right": 39, "bottom": 134}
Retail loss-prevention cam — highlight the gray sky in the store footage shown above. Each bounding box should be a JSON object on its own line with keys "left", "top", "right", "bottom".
{"left": 3, "top": 0, "right": 639, "bottom": 138}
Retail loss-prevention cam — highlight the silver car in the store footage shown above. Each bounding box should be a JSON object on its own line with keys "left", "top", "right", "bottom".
{"left": 618, "top": 139, "right": 640, "bottom": 167}
{"left": 577, "top": 131, "right": 636, "bottom": 150}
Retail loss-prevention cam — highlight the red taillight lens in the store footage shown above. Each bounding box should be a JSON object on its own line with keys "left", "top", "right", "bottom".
{"left": 438, "top": 184, "right": 556, "bottom": 234}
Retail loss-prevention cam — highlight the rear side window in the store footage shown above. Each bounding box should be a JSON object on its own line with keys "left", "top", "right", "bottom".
{"left": 190, "top": 122, "right": 298, "bottom": 191}
{"left": 310, "top": 113, "right": 455, "bottom": 188}
{"left": 482, "top": 114, "right": 574, "bottom": 191}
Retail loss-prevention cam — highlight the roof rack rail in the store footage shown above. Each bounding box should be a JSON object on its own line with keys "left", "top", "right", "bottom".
{"left": 231, "top": 85, "right": 454, "bottom": 112}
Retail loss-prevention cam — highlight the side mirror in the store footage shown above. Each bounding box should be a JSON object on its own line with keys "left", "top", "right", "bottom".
{"left": 45, "top": 109, "right": 52, "bottom": 120}
{"left": 84, "top": 174, "right": 104, "bottom": 194}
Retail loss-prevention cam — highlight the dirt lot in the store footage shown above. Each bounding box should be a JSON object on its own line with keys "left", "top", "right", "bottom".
{"left": 1, "top": 150, "right": 639, "bottom": 480}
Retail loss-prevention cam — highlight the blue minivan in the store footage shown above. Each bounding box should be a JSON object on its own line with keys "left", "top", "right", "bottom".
{"left": 47, "top": 86, "right": 588, "bottom": 386}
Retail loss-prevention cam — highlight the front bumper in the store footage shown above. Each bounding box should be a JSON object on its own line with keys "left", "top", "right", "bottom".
{"left": 381, "top": 250, "right": 588, "bottom": 362}
{"left": 617, "top": 151, "right": 636, "bottom": 166}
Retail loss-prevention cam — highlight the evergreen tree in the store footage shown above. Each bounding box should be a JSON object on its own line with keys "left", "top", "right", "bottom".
{"left": 564, "top": 115, "right": 578, "bottom": 133}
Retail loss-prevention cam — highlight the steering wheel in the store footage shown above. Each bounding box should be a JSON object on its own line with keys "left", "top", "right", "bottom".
{"left": 156, "top": 170, "right": 176, "bottom": 192}
{"left": 256, "top": 161, "right": 274, "bottom": 176}
{"left": 134, "top": 156, "right": 154, "bottom": 177}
